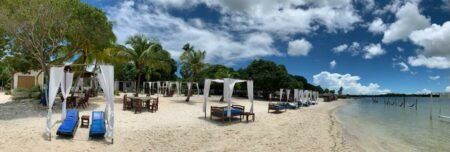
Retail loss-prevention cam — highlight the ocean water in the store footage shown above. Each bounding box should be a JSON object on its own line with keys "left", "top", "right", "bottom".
{"left": 336, "top": 97, "right": 450, "bottom": 152}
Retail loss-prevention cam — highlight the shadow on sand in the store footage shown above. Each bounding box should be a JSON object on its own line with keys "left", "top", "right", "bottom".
{"left": 0, "top": 98, "right": 101, "bottom": 121}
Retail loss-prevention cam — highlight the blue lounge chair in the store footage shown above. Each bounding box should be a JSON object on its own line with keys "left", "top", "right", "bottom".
{"left": 56, "top": 109, "right": 79, "bottom": 137}
{"left": 210, "top": 105, "right": 245, "bottom": 122}
{"left": 89, "top": 111, "right": 106, "bottom": 138}
{"left": 268, "top": 103, "right": 287, "bottom": 113}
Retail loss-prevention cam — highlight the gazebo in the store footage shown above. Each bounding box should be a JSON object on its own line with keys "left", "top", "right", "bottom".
{"left": 202, "top": 78, "right": 254, "bottom": 119}
{"left": 45, "top": 65, "right": 114, "bottom": 143}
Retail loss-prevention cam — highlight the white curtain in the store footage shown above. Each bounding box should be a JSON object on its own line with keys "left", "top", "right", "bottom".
{"left": 224, "top": 79, "right": 246, "bottom": 117}
{"left": 60, "top": 72, "right": 74, "bottom": 120}
{"left": 196, "top": 83, "right": 200, "bottom": 95}
{"left": 203, "top": 79, "right": 211, "bottom": 113}
{"left": 286, "top": 89, "right": 290, "bottom": 102}
{"left": 97, "top": 65, "right": 114, "bottom": 139}
{"left": 280, "top": 89, "right": 284, "bottom": 102}
{"left": 247, "top": 80, "right": 254, "bottom": 113}
{"left": 157, "top": 81, "right": 161, "bottom": 95}
{"left": 149, "top": 82, "right": 153, "bottom": 95}
{"left": 300, "top": 90, "right": 304, "bottom": 102}
{"left": 167, "top": 82, "right": 172, "bottom": 93}
{"left": 294, "top": 89, "right": 298, "bottom": 102}
{"left": 176, "top": 81, "right": 180, "bottom": 96}
{"left": 45, "top": 67, "right": 64, "bottom": 138}
{"left": 187, "top": 82, "right": 192, "bottom": 97}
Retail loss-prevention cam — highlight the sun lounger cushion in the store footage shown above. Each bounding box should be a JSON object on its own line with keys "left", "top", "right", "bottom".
{"left": 57, "top": 109, "right": 79, "bottom": 137}
{"left": 89, "top": 111, "right": 106, "bottom": 138}
{"left": 225, "top": 108, "right": 243, "bottom": 115}
{"left": 271, "top": 105, "right": 286, "bottom": 110}
{"left": 212, "top": 108, "right": 243, "bottom": 116}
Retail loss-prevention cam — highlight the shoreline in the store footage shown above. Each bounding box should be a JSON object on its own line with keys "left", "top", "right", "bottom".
{"left": 329, "top": 99, "right": 363, "bottom": 151}
{"left": 329, "top": 99, "right": 362, "bottom": 152}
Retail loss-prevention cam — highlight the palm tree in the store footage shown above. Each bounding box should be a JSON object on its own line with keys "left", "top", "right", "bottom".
{"left": 180, "top": 43, "right": 206, "bottom": 102}
{"left": 118, "top": 35, "right": 172, "bottom": 96}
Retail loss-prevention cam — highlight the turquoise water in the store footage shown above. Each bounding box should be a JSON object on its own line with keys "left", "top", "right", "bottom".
{"left": 336, "top": 97, "right": 450, "bottom": 152}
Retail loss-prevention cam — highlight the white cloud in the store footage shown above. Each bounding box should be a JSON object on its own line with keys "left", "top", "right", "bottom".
{"left": 332, "top": 44, "right": 348, "bottom": 53}
{"left": 106, "top": 1, "right": 280, "bottom": 65}
{"left": 444, "top": 0, "right": 450, "bottom": 11}
{"left": 398, "top": 62, "right": 410, "bottom": 72}
{"left": 363, "top": 43, "right": 386, "bottom": 59}
{"left": 416, "top": 88, "right": 431, "bottom": 94}
{"left": 368, "top": 18, "right": 387, "bottom": 34}
{"left": 332, "top": 42, "right": 360, "bottom": 55}
{"left": 429, "top": 75, "right": 440, "bottom": 80}
{"left": 446, "top": 86, "right": 450, "bottom": 92}
{"left": 215, "top": 0, "right": 361, "bottom": 36}
{"left": 313, "top": 71, "right": 391, "bottom": 95}
{"left": 349, "top": 42, "right": 361, "bottom": 55}
{"left": 382, "top": 2, "right": 430, "bottom": 43}
{"left": 287, "top": 39, "right": 312, "bottom": 56}
{"left": 408, "top": 55, "right": 450, "bottom": 69}
{"left": 330, "top": 60, "right": 337, "bottom": 69}
{"left": 409, "top": 21, "right": 450, "bottom": 57}
{"left": 397, "top": 47, "right": 404, "bottom": 52}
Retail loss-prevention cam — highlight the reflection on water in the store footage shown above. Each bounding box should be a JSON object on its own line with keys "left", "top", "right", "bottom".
{"left": 336, "top": 97, "right": 450, "bottom": 152}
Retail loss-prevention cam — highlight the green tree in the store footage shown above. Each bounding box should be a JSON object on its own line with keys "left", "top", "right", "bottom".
{"left": 146, "top": 58, "right": 178, "bottom": 81}
{"left": 118, "top": 35, "right": 172, "bottom": 96}
{"left": 0, "top": 0, "right": 116, "bottom": 103}
{"left": 242, "top": 59, "right": 292, "bottom": 98}
{"left": 180, "top": 43, "right": 206, "bottom": 102}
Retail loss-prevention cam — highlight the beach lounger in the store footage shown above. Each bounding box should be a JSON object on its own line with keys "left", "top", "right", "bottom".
{"left": 89, "top": 111, "right": 106, "bottom": 138}
{"left": 268, "top": 103, "right": 287, "bottom": 113}
{"left": 210, "top": 105, "right": 244, "bottom": 122}
{"left": 56, "top": 109, "right": 79, "bottom": 137}
{"left": 286, "top": 102, "right": 300, "bottom": 109}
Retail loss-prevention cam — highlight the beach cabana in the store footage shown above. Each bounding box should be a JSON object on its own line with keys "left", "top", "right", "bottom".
{"left": 202, "top": 78, "right": 254, "bottom": 121}
{"left": 268, "top": 89, "right": 287, "bottom": 112}
{"left": 45, "top": 65, "right": 114, "bottom": 143}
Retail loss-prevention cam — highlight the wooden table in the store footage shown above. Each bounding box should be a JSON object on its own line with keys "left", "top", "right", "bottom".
{"left": 241, "top": 112, "right": 255, "bottom": 122}
{"left": 128, "top": 97, "right": 156, "bottom": 113}
{"left": 81, "top": 115, "right": 90, "bottom": 128}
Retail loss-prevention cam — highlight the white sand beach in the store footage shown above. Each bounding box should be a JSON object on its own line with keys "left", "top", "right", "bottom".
{"left": 0, "top": 93, "right": 357, "bottom": 152}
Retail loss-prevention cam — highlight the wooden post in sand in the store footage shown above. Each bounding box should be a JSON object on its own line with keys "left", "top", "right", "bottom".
{"left": 430, "top": 93, "right": 433, "bottom": 120}
{"left": 403, "top": 97, "right": 406, "bottom": 109}
{"left": 415, "top": 99, "right": 418, "bottom": 111}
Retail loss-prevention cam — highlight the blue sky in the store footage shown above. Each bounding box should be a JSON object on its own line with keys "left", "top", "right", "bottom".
{"left": 83, "top": 0, "right": 450, "bottom": 94}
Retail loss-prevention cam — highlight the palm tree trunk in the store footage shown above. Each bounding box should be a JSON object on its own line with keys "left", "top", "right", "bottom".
{"left": 185, "top": 85, "right": 191, "bottom": 102}
{"left": 135, "top": 72, "right": 141, "bottom": 97}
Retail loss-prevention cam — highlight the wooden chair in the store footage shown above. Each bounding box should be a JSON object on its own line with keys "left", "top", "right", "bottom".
{"left": 122, "top": 94, "right": 132, "bottom": 110}
{"left": 77, "top": 93, "right": 90, "bottom": 109}
{"left": 210, "top": 105, "right": 244, "bottom": 122}
{"left": 133, "top": 99, "right": 142, "bottom": 114}
{"left": 149, "top": 97, "right": 159, "bottom": 112}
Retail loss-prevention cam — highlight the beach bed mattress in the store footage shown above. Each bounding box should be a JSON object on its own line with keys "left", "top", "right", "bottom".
{"left": 56, "top": 109, "right": 79, "bottom": 137}
{"left": 89, "top": 111, "right": 106, "bottom": 138}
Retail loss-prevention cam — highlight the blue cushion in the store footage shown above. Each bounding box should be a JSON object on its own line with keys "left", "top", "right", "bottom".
{"left": 272, "top": 105, "right": 286, "bottom": 110}
{"left": 92, "top": 111, "right": 104, "bottom": 120}
{"left": 57, "top": 110, "right": 79, "bottom": 136}
{"left": 90, "top": 111, "right": 106, "bottom": 137}
{"left": 223, "top": 108, "right": 243, "bottom": 115}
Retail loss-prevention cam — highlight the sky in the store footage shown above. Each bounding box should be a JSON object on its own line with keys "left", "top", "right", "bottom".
{"left": 83, "top": 0, "right": 450, "bottom": 95}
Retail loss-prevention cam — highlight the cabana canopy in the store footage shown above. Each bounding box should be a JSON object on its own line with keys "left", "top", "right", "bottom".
{"left": 202, "top": 78, "right": 254, "bottom": 118}
{"left": 45, "top": 65, "right": 114, "bottom": 143}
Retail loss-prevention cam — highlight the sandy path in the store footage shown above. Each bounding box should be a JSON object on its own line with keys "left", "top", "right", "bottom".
{"left": 0, "top": 93, "right": 356, "bottom": 152}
